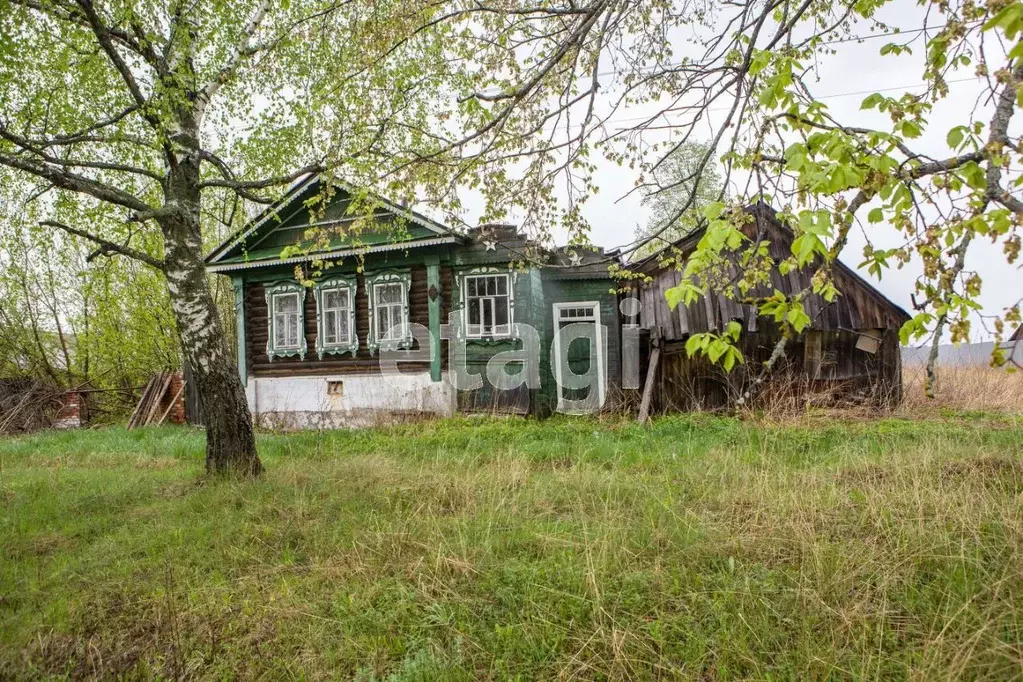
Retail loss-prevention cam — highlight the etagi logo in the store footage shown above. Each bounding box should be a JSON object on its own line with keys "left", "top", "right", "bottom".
{"left": 378, "top": 299, "right": 644, "bottom": 415}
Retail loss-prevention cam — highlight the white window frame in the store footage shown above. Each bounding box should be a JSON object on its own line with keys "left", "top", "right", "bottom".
{"left": 265, "top": 281, "right": 307, "bottom": 361}
{"left": 458, "top": 267, "right": 515, "bottom": 340}
{"left": 314, "top": 276, "right": 358, "bottom": 359}
{"left": 463, "top": 272, "right": 513, "bottom": 339}
{"left": 366, "top": 271, "right": 412, "bottom": 353}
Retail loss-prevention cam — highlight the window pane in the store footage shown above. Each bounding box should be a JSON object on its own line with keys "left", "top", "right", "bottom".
{"left": 467, "top": 278, "right": 477, "bottom": 296}
{"left": 274, "top": 317, "right": 286, "bottom": 347}
{"left": 324, "top": 310, "right": 337, "bottom": 344}
{"left": 277, "top": 294, "right": 298, "bottom": 313}
{"left": 376, "top": 283, "right": 402, "bottom": 305}
{"left": 287, "top": 314, "right": 299, "bottom": 346}
{"left": 338, "top": 315, "right": 349, "bottom": 343}
{"left": 482, "top": 298, "right": 493, "bottom": 332}
{"left": 468, "top": 299, "right": 481, "bottom": 326}
{"left": 496, "top": 276, "right": 507, "bottom": 295}
{"left": 494, "top": 297, "right": 509, "bottom": 326}
{"left": 379, "top": 304, "right": 403, "bottom": 341}
{"left": 324, "top": 289, "right": 342, "bottom": 310}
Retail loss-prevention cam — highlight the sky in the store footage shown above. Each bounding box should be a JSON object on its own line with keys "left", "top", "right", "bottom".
{"left": 461, "top": 3, "right": 1021, "bottom": 342}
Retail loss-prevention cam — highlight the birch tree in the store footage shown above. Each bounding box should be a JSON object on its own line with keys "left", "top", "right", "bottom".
{"left": 0, "top": 0, "right": 448, "bottom": 474}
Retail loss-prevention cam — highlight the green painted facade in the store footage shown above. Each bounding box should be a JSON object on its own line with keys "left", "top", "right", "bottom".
{"left": 207, "top": 179, "right": 622, "bottom": 415}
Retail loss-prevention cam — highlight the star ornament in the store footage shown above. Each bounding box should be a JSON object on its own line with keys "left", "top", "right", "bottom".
{"left": 568, "top": 250, "right": 583, "bottom": 266}
{"left": 483, "top": 239, "right": 497, "bottom": 251}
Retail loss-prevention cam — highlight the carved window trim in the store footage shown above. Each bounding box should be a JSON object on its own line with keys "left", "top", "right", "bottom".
{"left": 366, "top": 270, "right": 412, "bottom": 354}
{"left": 313, "top": 276, "right": 358, "bottom": 359}
{"left": 455, "top": 266, "right": 516, "bottom": 341}
{"left": 265, "top": 281, "right": 307, "bottom": 361}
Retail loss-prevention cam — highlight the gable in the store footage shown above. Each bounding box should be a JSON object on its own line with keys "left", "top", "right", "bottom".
{"left": 634, "top": 202, "right": 910, "bottom": 332}
{"left": 206, "top": 175, "right": 453, "bottom": 267}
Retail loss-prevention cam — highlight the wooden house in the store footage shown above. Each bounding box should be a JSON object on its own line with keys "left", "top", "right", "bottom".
{"left": 205, "top": 180, "right": 909, "bottom": 427}
{"left": 205, "top": 176, "right": 621, "bottom": 428}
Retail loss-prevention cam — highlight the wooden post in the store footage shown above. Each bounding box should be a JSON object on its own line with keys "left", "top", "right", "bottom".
{"left": 426, "top": 257, "right": 442, "bottom": 382}
{"left": 638, "top": 329, "right": 661, "bottom": 424}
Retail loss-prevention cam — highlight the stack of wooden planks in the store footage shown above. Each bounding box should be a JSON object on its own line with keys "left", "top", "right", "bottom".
{"left": 127, "top": 371, "right": 186, "bottom": 429}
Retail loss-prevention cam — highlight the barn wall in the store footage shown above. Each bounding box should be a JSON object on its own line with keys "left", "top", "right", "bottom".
{"left": 636, "top": 204, "right": 909, "bottom": 340}
{"left": 654, "top": 327, "right": 903, "bottom": 412}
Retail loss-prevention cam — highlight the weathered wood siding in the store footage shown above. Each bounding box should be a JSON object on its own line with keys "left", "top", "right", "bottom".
{"left": 635, "top": 203, "right": 909, "bottom": 410}
{"left": 637, "top": 203, "right": 910, "bottom": 339}
{"left": 654, "top": 326, "right": 903, "bottom": 412}
{"left": 245, "top": 266, "right": 452, "bottom": 377}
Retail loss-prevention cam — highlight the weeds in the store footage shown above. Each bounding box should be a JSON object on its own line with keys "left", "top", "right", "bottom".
{"left": 1, "top": 416, "right": 1021, "bottom": 679}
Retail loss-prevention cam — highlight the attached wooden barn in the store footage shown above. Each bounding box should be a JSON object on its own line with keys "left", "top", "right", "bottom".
{"left": 205, "top": 177, "right": 912, "bottom": 426}
{"left": 631, "top": 203, "right": 910, "bottom": 412}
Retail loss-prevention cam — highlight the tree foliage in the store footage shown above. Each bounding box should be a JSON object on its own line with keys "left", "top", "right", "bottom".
{"left": 634, "top": 141, "right": 724, "bottom": 260}
{"left": 407, "top": 0, "right": 1023, "bottom": 394}
{"left": 0, "top": 0, "right": 463, "bottom": 473}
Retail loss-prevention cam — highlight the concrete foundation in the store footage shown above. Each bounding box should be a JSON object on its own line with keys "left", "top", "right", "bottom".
{"left": 246, "top": 372, "right": 456, "bottom": 430}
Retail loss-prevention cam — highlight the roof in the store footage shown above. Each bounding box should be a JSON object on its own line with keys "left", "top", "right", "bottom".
{"left": 206, "top": 235, "right": 462, "bottom": 273}
{"left": 205, "top": 174, "right": 459, "bottom": 267}
{"left": 633, "top": 202, "right": 910, "bottom": 335}
{"left": 546, "top": 245, "right": 620, "bottom": 280}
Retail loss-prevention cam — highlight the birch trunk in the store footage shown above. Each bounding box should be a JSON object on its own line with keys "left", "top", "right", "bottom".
{"left": 160, "top": 148, "right": 262, "bottom": 476}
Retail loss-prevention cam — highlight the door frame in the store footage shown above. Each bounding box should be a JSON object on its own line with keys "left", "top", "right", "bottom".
{"left": 551, "top": 301, "right": 606, "bottom": 413}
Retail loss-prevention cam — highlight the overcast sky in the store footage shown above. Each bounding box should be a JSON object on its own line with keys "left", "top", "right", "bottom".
{"left": 461, "top": 3, "right": 1020, "bottom": 342}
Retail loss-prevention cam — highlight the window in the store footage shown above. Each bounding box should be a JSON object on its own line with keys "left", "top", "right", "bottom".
{"left": 274, "top": 293, "right": 302, "bottom": 348}
{"left": 374, "top": 283, "right": 406, "bottom": 341}
{"left": 464, "top": 273, "right": 512, "bottom": 338}
{"left": 314, "top": 276, "right": 357, "bottom": 358}
{"left": 322, "top": 288, "right": 351, "bottom": 345}
{"left": 265, "top": 282, "right": 307, "bottom": 360}
{"left": 366, "top": 271, "right": 411, "bottom": 353}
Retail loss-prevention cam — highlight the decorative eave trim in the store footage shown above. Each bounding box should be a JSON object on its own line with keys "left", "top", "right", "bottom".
{"left": 205, "top": 175, "right": 456, "bottom": 265}
{"left": 207, "top": 174, "right": 319, "bottom": 264}
{"left": 206, "top": 235, "right": 460, "bottom": 273}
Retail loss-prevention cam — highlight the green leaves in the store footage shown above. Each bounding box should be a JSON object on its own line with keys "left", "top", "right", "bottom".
{"left": 665, "top": 280, "right": 703, "bottom": 310}
{"left": 900, "top": 313, "right": 934, "bottom": 345}
{"left": 879, "top": 42, "right": 912, "bottom": 57}
{"left": 946, "top": 126, "right": 968, "bottom": 150}
{"left": 984, "top": 2, "right": 1023, "bottom": 40}
{"left": 860, "top": 93, "right": 884, "bottom": 110}
{"left": 760, "top": 292, "right": 811, "bottom": 333}
{"left": 684, "top": 327, "right": 745, "bottom": 372}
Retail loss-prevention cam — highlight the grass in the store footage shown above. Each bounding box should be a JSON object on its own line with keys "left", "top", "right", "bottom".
{"left": 901, "top": 364, "right": 1023, "bottom": 415}
{"left": 1, "top": 414, "right": 1023, "bottom": 680}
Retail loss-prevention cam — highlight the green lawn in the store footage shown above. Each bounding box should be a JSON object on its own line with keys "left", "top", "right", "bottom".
{"left": 1, "top": 414, "right": 1022, "bottom": 680}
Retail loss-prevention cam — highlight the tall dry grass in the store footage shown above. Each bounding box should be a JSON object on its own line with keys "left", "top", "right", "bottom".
{"left": 901, "top": 363, "right": 1023, "bottom": 415}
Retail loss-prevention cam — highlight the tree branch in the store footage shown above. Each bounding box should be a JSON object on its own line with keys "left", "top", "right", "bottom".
{"left": 41, "top": 220, "right": 164, "bottom": 269}
{"left": 197, "top": 159, "right": 325, "bottom": 197}
{"left": 196, "top": 0, "right": 270, "bottom": 114}
{"left": 0, "top": 150, "right": 154, "bottom": 213}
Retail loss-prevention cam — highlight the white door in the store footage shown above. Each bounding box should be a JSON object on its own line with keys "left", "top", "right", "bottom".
{"left": 552, "top": 302, "right": 606, "bottom": 413}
